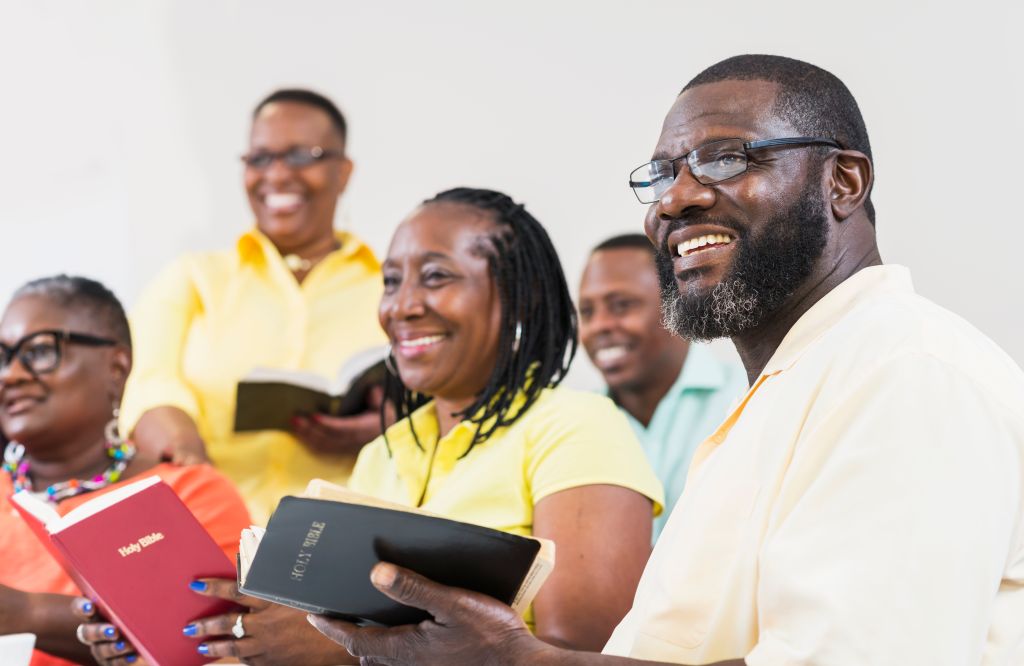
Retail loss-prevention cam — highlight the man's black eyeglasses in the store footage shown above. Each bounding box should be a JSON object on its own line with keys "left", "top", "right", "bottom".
{"left": 628, "top": 136, "right": 841, "bottom": 204}
{"left": 240, "top": 145, "right": 344, "bottom": 170}
{"left": 0, "top": 330, "right": 118, "bottom": 376}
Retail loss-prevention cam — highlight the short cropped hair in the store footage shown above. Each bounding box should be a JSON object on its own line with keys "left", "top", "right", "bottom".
{"left": 683, "top": 54, "right": 875, "bottom": 224}
{"left": 13, "top": 275, "right": 132, "bottom": 350}
{"left": 253, "top": 88, "right": 347, "bottom": 144}
{"left": 592, "top": 233, "right": 656, "bottom": 257}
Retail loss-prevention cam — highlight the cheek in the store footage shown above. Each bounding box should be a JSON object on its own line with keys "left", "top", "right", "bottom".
{"left": 243, "top": 170, "right": 261, "bottom": 194}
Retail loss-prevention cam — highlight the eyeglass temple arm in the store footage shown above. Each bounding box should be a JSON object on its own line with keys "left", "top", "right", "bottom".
{"left": 745, "top": 137, "right": 841, "bottom": 149}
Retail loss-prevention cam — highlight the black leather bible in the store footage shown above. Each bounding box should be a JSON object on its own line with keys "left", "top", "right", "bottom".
{"left": 237, "top": 480, "right": 555, "bottom": 626}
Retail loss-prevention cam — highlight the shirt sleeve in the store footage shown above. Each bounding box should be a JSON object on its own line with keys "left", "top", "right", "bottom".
{"left": 165, "top": 465, "right": 252, "bottom": 561}
{"left": 746, "top": 352, "right": 1023, "bottom": 666}
{"left": 120, "top": 255, "right": 203, "bottom": 433}
{"left": 524, "top": 391, "right": 664, "bottom": 513}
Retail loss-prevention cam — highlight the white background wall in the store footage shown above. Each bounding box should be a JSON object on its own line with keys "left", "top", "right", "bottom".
{"left": 1, "top": 0, "right": 1021, "bottom": 387}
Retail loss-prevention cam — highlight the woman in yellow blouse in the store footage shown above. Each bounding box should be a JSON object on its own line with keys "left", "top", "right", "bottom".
{"left": 121, "top": 89, "right": 386, "bottom": 524}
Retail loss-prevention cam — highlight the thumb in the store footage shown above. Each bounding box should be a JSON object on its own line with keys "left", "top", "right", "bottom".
{"left": 369, "top": 563, "right": 469, "bottom": 624}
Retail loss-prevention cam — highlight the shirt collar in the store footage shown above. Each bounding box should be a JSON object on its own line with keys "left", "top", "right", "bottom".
{"left": 672, "top": 344, "right": 728, "bottom": 394}
{"left": 235, "top": 227, "right": 379, "bottom": 271}
{"left": 761, "top": 264, "right": 914, "bottom": 376}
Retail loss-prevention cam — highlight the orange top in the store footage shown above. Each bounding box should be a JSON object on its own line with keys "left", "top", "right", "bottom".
{"left": 0, "top": 463, "right": 250, "bottom": 666}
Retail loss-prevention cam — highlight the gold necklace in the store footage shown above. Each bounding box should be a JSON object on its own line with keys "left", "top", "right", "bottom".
{"left": 282, "top": 240, "right": 341, "bottom": 274}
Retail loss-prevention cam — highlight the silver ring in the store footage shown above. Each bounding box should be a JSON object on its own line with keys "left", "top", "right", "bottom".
{"left": 75, "top": 624, "right": 89, "bottom": 645}
{"left": 231, "top": 613, "right": 246, "bottom": 639}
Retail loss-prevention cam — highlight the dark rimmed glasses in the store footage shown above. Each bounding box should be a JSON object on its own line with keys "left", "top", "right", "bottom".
{"left": 628, "top": 136, "right": 841, "bottom": 204}
{"left": 0, "top": 330, "right": 118, "bottom": 376}
{"left": 240, "top": 145, "right": 344, "bottom": 170}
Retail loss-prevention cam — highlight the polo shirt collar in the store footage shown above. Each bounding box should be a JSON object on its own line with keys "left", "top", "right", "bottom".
{"left": 762, "top": 264, "right": 914, "bottom": 376}
{"left": 235, "top": 227, "right": 378, "bottom": 269}
{"left": 671, "top": 344, "right": 728, "bottom": 395}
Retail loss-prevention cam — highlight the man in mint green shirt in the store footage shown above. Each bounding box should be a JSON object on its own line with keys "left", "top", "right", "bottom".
{"left": 578, "top": 234, "right": 747, "bottom": 541}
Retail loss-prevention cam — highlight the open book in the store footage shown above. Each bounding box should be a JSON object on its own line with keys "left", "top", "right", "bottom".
{"left": 233, "top": 346, "right": 389, "bottom": 432}
{"left": 11, "top": 477, "right": 240, "bottom": 666}
{"left": 238, "top": 479, "right": 555, "bottom": 626}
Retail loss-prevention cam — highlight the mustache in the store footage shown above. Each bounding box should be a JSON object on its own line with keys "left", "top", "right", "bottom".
{"left": 655, "top": 215, "right": 747, "bottom": 258}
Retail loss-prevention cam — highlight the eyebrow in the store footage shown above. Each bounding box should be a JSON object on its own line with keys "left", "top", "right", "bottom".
{"left": 383, "top": 250, "right": 452, "bottom": 267}
{"left": 650, "top": 133, "right": 755, "bottom": 161}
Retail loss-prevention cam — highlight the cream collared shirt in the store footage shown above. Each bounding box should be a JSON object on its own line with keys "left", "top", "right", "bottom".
{"left": 604, "top": 265, "right": 1024, "bottom": 665}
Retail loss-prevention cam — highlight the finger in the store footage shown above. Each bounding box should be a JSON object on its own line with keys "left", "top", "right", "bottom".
{"left": 310, "top": 409, "right": 378, "bottom": 430}
{"left": 368, "top": 563, "right": 475, "bottom": 625}
{"left": 365, "top": 384, "right": 385, "bottom": 410}
{"left": 183, "top": 611, "right": 236, "bottom": 639}
{"left": 196, "top": 637, "right": 263, "bottom": 659}
{"left": 188, "top": 578, "right": 263, "bottom": 608}
{"left": 90, "top": 638, "right": 135, "bottom": 660}
{"left": 77, "top": 622, "right": 120, "bottom": 644}
{"left": 71, "top": 597, "right": 99, "bottom": 620}
{"left": 306, "top": 615, "right": 418, "bottom": 660}
{"left": 91, "top": 650, "right": 146, "bottom": 666}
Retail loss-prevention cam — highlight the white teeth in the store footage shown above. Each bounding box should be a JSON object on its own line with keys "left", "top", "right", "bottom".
{"left": 677, "top": 233, "right": 735, "bottom": 256}
{"left": 399, "top": 335, "right": 445, "bottom": 348}
{"left": 594, "top": 346, "right": 628, "bottom": 365}
{"left": 264, "top": 193, "right": 304, "bottom": 211}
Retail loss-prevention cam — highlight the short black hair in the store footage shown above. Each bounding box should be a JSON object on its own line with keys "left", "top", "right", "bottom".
{"left": 253, "top": 88, "right": 347, "bottom": 144}
{"left": 385, "top": 187, "right": 577, "bottom": 457}
{"left": 592, "top": 233, "right": 656, "bottom": 257}
{"left": 683, "top": 54, "right": 875, "bottom": 224}
{"left": 12, "top": 275, "right": 131, "bottom": 351}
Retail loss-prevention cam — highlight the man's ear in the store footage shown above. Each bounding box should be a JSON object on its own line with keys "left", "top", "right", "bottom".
{"left": 828, "top": 150, "right": 873, "bottom": 221}
{"left": 336, "top": 157, "right": 354, "bottom": 196}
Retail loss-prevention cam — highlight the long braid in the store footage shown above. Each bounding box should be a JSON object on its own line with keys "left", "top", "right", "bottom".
{"left": 382, "top": 187, "right": 576, "bottom": 457}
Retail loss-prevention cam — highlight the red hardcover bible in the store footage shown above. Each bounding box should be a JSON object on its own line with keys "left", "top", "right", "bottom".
{"left": 10, "top": 476, "right": 239, "bottom": 666}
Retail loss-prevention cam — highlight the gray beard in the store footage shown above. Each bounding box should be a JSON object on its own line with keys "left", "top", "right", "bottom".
{"left": 660, "top": 277, "right": 761, "bottom": 342}
{"left": 655, "top": 173, "right": 829, "bottom": 342}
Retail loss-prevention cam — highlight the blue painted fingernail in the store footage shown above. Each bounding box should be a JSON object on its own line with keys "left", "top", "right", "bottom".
{"left": 197, "top": 643, "right": 210, "bottom": 655}
{"left": 183, "top": 623, "right": 198, "bottom": 636}
{"left": 189, "top": 580, "right": 208, "bottom": 592}
{"left": 126, "top": 656, "right": 137, "bottom": 664}
{"left": 115, "top": 641, "right": 125, "bottom": 651}
{"left": 82, "top": 601, "right": 93, "bottom": 613}
{"left": 103, "top": 626, "right": 116, "bottom": 638}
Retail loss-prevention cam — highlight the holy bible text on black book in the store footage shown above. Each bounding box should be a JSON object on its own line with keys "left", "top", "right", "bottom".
{"left": 238, "top": 496, "right": 546, "bottom": 626}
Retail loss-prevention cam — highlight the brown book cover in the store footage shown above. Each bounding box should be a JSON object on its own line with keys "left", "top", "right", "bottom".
{"left": 233, "top": 346, "right": 388, "bottom": 432}
{"left": 10, "top": 477, "right": 240, "bottom": 666}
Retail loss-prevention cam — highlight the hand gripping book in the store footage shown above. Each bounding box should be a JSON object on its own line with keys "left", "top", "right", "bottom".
{"left": 10, "top": 476, "right": 240, "bottom": 666}
{"left": 233, "top": 345, "right": 389, "bottom": 432}
{"left": 237, "top": 479, "right": 555, "bottom": 626}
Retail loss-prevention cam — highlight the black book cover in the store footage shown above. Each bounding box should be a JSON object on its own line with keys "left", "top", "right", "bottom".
{"left": 239, "top": 496, "right": 541, "bottom": 626}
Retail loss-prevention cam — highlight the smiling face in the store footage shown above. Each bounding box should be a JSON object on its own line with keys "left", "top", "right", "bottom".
{"left": 379, "top": 202, "right": 503, "bottom": 404}
{"left": 579, "top": 247, "right": 687, "bottom": 392}
{"left": 0, "top": 296, "right": 128, "bottom": 455}
{"left": 644, "top": 79, "right": 832, "bottom": 341}
{"left": 244, "top": 101, "right": 353, "bottom": 252}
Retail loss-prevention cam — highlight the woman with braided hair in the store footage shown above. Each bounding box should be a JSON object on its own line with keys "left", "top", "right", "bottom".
{"left": 344, "top": 187, "right": 664, "bottom": 650}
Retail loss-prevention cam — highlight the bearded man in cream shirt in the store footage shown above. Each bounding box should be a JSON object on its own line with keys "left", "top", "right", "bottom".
{"left": 307, "top": 55, "right": 1024, "bottom": 666}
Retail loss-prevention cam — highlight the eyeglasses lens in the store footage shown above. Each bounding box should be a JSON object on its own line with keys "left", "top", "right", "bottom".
{"left": 690, "top": 140, "right": 749, "bottom": 184}
{"left": 629, "top": 161, "right": 675, "bottom": 204}
{"left": 2, "top": 332, "right": 61, "bottom": 375}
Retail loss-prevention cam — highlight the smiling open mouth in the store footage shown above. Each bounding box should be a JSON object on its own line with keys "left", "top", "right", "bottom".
{"left": 594, "top": 346, "right": 629, "bottom": 365}
{"left": 677, "top": 233, "right": 735, "bottom": 257}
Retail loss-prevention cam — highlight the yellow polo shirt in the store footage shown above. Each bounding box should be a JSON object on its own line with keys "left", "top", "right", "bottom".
{"left": 121, "top": 228, "right": 386, "bottom": 524}
{"left": 604, "top": 265, "right": 1024, "bottom": 665}
{"left": 349, "top": 387, "right": 664, "bottom": 628}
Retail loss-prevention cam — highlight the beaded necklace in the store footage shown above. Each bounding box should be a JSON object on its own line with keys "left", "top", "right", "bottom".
{"left": 2, "top": 438, "right": 136, "bottom": 503}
